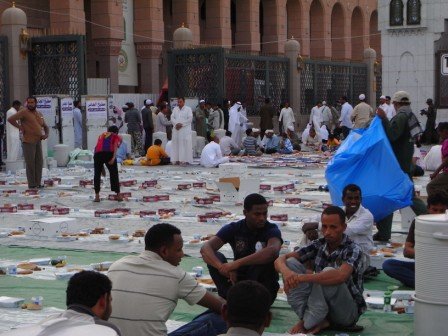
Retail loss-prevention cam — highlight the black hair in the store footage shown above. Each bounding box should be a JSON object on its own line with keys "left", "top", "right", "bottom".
{"left": 328, "top": 133, "right": 335, "bottom": 139}
{"left": 316, "top": 101, "right": 322, "bottom": 105}
{"left": 66, "top": 271, "right": 112, "bottom": 307}
{"left": 108, "top": 125, "right": 119, "bottom": 134}
{"left": 342, "top": 184, "right": 362, "bottom": 198}
{"left": 178, "top": 97, "right": 185, "bottom": 102}
{"left": 145, "top": 223, "right": 181, "bottom": 251}
{"left": 73, "top": 100, "right": 80, "bottom": 107}
{"left": 340, "top": 96, "right": 348, "bottom": 102}
{"left": 226, "top": 280, "right": 271, "bottom": 329}
{"left": 244, "top": 193, "right": 267, "bottom": 211}
{"left": 27, "top": 96, "right": 37, "bottom": 103}
{"left": 12, "top": 100, "right": 21, "bottom": 106}
{"left": 226, "top": 130, "right": 232, "bottom": 136}
{"left": 154, "top": 139, "right": 162, "bottom": 145}
{"left": 386, "top": 96, "right": 391, "bottom": 100}
{"left": 321, "top": 206, "right": 346, "bottom": 225}
{"left": 246, "top": 128, "right": 253, "bottom": 136}
{"left": 437, "top": 122, "right": 448, "bottom": 132}
{"left": 126, "top": 102, "right": 134, "bottom": 108}
{"left": 427, "top": 193, "right": 448, "bottom": 208}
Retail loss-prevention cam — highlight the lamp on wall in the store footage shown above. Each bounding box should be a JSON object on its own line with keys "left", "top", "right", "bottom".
{"left": 19, "top": 28, "right": 31, "bottom": 59}
{"left": 296, "top": 55, "right": 304, "bottom": 71}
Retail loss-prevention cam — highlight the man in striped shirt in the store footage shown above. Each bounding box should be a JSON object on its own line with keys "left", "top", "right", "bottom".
{"left": 108, "top": 224, "right": 226, "bottom": 336}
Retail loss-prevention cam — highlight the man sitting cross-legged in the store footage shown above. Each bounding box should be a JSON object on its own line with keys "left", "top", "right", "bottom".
{"left": 275, "top": 206, "right": 366, "bottom": 335}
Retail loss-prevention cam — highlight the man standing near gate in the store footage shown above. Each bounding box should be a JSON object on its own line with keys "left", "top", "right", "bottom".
{"left": 141, "top": 99, "right": 154, "bottom": 153}
{"left": 8, "top": 96, "right": 49, "bottom": 189}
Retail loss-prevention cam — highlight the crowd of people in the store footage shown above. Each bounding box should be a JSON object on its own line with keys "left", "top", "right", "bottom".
{"left": 0, "top": 90, "right": 447, "bottom": 335}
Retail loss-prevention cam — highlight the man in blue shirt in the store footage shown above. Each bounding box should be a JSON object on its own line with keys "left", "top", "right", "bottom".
{"left": 260, "top": 130, "right": 280, "bottom": 154}
{"left": 201, "top": 193, "right": 283, "bottom": 303}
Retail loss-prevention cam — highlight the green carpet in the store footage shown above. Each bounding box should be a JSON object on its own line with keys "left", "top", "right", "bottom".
{"left": 0, "top": 246, "right": 414, "bottom": 335}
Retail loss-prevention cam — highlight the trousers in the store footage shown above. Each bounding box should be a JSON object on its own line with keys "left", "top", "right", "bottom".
{"left": 22, "top": 141, "right": 43, "bottom": 188}
{"left": 94, "top": 152, "right": 120, "bottom": 194}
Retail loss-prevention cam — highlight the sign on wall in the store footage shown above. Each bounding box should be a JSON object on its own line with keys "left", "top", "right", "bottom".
{"left": 86, "top": 99, "right": 108, "bottom": 120}
{"left": 118, "top": 0, "right": 138, "bottom": 86}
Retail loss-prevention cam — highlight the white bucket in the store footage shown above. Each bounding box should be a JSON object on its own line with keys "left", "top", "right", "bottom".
{"left": 53, "top": 144, "right": 70, "bottom": 167}
{"left": 414, "top": 213, "right": 448, "bottom": 336}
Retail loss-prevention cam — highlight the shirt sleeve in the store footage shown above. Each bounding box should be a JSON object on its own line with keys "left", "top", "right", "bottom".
{"left": 297, "top": 241, "right": 319, "bottom": 263}
{"left": 342, "top": 243, "right": 363, "bottom": 269}
{"left": 345, "top": 210, "right": 374, "bottom": 236}
{"left": 178, "top": 271, "right": 207, "bottom": 305}
{"left": 216, "top": 223, "right": 236, "bottom": 244}
{"left": 406, "top": 220, "right": 415, "bottom": 245}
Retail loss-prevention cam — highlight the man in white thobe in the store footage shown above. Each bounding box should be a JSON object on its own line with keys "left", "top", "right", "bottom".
{"left": 309, "top": 101, "right": 323, "bottom": 131}
{"left": 208, "top": 103, "right": 225, "bottom": 130}
{"left": 73, "top": 100, "right": 83, "bottom": 149}
{"left": 228, "top": 102, "right": 247, "bottom": 146}
{"left": 321, "top": 101, "right": 332, "bottom": 131}
{"left": 200, "top": 136, "right": 229, "bottom": 168}
{"left": 6, "top": 100, "right": 22, "bottom": 161}
{"left": 338, "top": 96, "right": 353, "bottom": 139}
{"left": 279, "top": 102, "right": 295, "bottom": 133}
{"left": 171, "top": 97, "right": 193, "bottom": 165}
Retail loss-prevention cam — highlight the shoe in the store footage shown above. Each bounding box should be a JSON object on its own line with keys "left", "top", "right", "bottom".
{"left": 373, "top": 233, "right": 390, "bottom": 242}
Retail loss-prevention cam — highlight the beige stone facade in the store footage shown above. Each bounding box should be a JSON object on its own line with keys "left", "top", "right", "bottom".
{"left": 0, "top": 0, "right": 379, "bottom": 93}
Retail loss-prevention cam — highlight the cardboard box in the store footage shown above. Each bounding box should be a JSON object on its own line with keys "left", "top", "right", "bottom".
{"left": 27, "top": 217, "right": 76, "bottom": 238}
{"left": 216, "top": 178, "right": 260, "bottom": 203}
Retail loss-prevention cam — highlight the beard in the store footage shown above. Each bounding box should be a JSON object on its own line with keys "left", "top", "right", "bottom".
{"left": 28, "top": 105, "right": 36, "bottom": 111}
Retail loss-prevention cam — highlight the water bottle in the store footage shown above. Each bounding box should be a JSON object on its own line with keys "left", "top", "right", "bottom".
{"left": 383, "top": 291, "right": 392, "bottom": 312}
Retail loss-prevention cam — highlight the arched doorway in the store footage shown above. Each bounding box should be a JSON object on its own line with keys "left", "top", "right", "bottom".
{"left": 231, "top": 0, "right": 236, "bottom": 47}
{"left": 199, "top": 0, "right": 206, "bottom": 44}
{"left": 331, "top": 2, "right": 345, "bottom": 60}
{"left": 286, "top": 0, "right": 302, "bottom": 40}
{"left": 309, "top": 0, "right": 324, "bottom": 58}
{"left": 370, "top": 10, "right": 381, "bottom": 56}
{"left": 351, "top": 6, "right": 364, "bottom": 61}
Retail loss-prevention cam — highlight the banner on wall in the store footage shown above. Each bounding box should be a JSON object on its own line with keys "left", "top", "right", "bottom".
{"left": 60, "top": 97, "right": 74, "bottom": 119}
{"left": 36, "top": 97, "right": 53, "bottom": 117}
{"left": 86, "top": 99, "right": 108, "bottom": 120}
{"left": 118, "top": 0, "right": 138, "bottom": 86}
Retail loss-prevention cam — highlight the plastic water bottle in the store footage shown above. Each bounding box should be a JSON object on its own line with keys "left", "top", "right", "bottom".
{"left": 383, "top": 291, "right": 392, "bottom": 312}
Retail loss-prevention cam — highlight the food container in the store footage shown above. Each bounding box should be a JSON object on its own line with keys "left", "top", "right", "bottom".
{"left": 43, "top": 179, "right": 54, "bottom": 187}
{"left": 0, "top": 206, "right": 17, "bottom": 213}
{"left": 94, "top": 210, "right": 111, "bottom": 217}
{"left": 53, "top": 207, "right": 70, "bottom": 215}
{"left": 158, "top": 208, "right": 175, "bottom": 215}
{"left": 205, "top": 211, "right": 223, "bottom": 218}
{"left": 285, "top": 198, "right": 301, "bottom": 204}
{"left": 2, "top": 190, "right": 16, "bottom": 194}
{"left": 273, "top": 185, "right": 287, "bottom": 193}
{"left": 41, "top": 204, "right": 57, "bottom": 211}
{"left": 285, "top": 183, "right": 295, "bottom": 190}
{"left": 196, "top": 198, "right": 213, "bottom": 205}
{"left": 259, "top": 184, "right": 272, "bottom": 191}
{"left": 177, "top": 183, "right": 191, "bottom": 190}
{"left": 210, "top": 195, "right": 220, "bottom": 202}
{"left": 143, "top": 195, "right": 159, "bottom": 203}
{"left": 197, "top": 215, "right": 210, "bottom": 222}
{"left": 139, "top": 210, "right": 157, "bottom": 218}
{"left": 79, "top": 179, "right": 93, "bottom": 187}
{"left": 120, "top": 180, "right": 137, "bottom": 187}
{"left": 193, "top": 182, "right": 206, "bottom": 188}
{"left": 114, "top": 208, "right": 131, "bottom": 214}
{"left": 24, "top": 189, "right": 39, "bottom": 195}
{"left": 270, "top": 214, "right": 288, "bottom": 221}
{"left": 156, "top": 195, "right": 170, "bottom": 201}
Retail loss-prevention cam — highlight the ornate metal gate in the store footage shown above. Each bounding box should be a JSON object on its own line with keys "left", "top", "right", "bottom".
{"left": 0, "top": 36, "right": 9, "bottom": 113}
{"left": 29, "top": 35, "right": 86, "bottom": 99}
{"left": 168, "top": 47, "right": 289, "bottom": 116}
{"left": 300, "top": 60, "right": 368, "bottom": 115}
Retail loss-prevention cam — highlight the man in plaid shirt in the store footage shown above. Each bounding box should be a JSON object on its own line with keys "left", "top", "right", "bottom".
{"left": 275, "top": 206, "right": 366, "bottom": 334}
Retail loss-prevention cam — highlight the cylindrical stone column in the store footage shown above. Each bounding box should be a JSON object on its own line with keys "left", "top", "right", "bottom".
{"left": 284, "top": 38, "right": 302, "bottom": 125}
{"left": 363, "top": 47, "right": 377, "bottom": 106}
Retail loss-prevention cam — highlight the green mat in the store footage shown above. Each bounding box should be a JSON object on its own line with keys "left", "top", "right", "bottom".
{"left": 0, "top": 246, "right": 414, "bottom": 335}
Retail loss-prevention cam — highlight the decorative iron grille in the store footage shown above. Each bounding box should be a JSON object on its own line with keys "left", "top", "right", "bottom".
{"left": 300, "top": 60, "right": 368, "bottom": 115}
{"left": 0, "top": 36, "right": 9, "bottom": 114}
{"left": 168, "top": 47, "right": 289, "bottom": 116}
{"left": 29, "top": 35, "right": 86, "bottom": 99}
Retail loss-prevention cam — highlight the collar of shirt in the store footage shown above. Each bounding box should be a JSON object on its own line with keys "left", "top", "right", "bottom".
{"left": 224, "top": 327, "right": 261, "bottom": 336}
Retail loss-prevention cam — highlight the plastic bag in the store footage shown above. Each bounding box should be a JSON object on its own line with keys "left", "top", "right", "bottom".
{"left": 325, "top": 117, "right": 413, "bottom": 222}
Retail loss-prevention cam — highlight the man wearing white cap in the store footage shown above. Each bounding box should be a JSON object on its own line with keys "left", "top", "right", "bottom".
{"left": 228, "top": 101, "right": 247, "bottom": 146}
{"left": 260, "top": 130, "right": 280, "bottom": 154}
{"left": 338, "top": 96, "right": 353, "bottom": 139}
{"left": 351, "top": 94, "right": 374, "bottom": 129}
{"left": 279, "top": 102, "right": 295, "bottom": 133}
{"left": 141, "top": 99, "right": 154, "bottom": 153}
{"left": 200, "top": 136, "right": 230, "bottom": 168}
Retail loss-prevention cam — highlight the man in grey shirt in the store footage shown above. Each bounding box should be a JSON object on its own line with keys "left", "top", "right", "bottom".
{"left": 124, "top": 102, "right": 143, "bottom": 156}
{"left": 155, "top": 103, "right": 173, "bottom": 134}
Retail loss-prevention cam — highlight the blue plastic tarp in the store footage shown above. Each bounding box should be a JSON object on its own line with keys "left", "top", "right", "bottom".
{"left": 325, "top": 117, "right": 414, "bottom": 222}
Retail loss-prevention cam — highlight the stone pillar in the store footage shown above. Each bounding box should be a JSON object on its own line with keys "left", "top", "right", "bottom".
{"left": 91, "top": 0, "right": 123, "bottom": 92}
{"left": 205, "top": 0, "right": 231, "bottom": 47}
{"left": 261, "top": 0, "right": 285, "bottom": 54}
{"left": 172, "top": 0, "right": 200, "bottom": 46}
{"left": 235, "top": 0, "right": 260, "bottom": 52}
{"left": 363, "top": 47, "right": 377, "bottom": 106}
{"left": 49, "top": 0, "right": 86, "bottom": 34}
{"left": 284, "top": 38, "right": 301, "bottom": 123}
{"left": 134, "top": 0, "right": 164, "bottom": 93}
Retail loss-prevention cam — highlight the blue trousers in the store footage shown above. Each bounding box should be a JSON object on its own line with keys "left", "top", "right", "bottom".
{"left": 382, "top": 259, "right": 415, "bottom": 288}
{"left": 168, "top": 310, "right": 226, "bottom": 336}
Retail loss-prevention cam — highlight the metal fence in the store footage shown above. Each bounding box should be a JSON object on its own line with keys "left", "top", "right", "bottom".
{"left": 168, "top": 47, "right": 289, "bottom": 116}
{"left": 300, "top": 60, "right": 368, "bottom": 115}
{"left": 29, "top": 35, "right": 86, "bottom": 100}
{"left": 0, "top": 36, "right": 9, "bottom": 114}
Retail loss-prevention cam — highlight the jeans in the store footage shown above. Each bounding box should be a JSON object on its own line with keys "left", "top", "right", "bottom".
{"left": 168, "top": 310, "right": 226, "bottom": 336}
{"left": 382, "top": 259, "right": 415, "bottom": 288}
{"left": 285, "top": 258, "right": 359, "bottom": 330}
{"left": 207, "top": 252, "right": 279, "bottom": 303}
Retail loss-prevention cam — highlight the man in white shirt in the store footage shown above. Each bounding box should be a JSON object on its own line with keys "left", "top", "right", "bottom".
{"left": 108, "top": 223, "right": 226, "bottom": 336}
{"left": 338, "top": 96, "right": 353, "bottom": 139}
{"left": 220, "top": 131, "right": 241, "bottom": 155}
{"left": 73, "top": 100, "right": 83, "bottom": 149}
{"left": 279, "top": 102, "right": 295, "bottom": 133}
{"left": 4, "top": 271, "right": 120, "bottom": 336}
{"left": 309, "top": 101, "right": 323, "bottom": 131}
{"left": 385, "top": 95, "right": 396, "bottom": 120}
{"left": 155, "top": 102, "right": 172, "bottom": 133}
{"left": 5, "top": 100, "right": 22, "bottom": 161}
{"left": 171, "top": 97, "right": 193, "bottom": 165}
{"left": 200, "top": 136, "right": 230, "bottom": 168}
{"left": 208, "top": 103, "right": 225, "bottom": 130}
